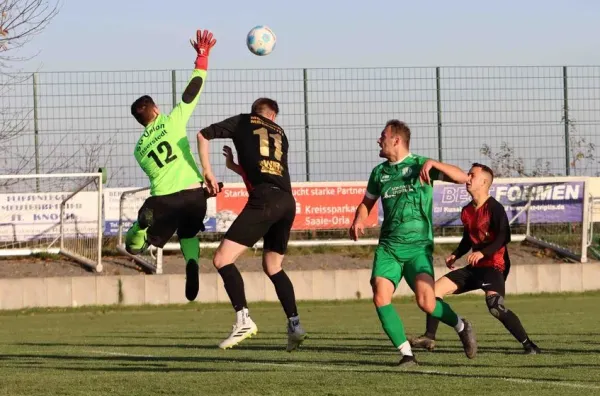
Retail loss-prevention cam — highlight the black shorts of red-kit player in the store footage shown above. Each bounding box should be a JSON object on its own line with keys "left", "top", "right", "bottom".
{"left": 446, "top": 264, "right": 507, "bottom": 297}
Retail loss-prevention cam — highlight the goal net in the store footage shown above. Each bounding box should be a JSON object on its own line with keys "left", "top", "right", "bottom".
{"left": 0, "top": 172, "right": 105, "bottom": 272}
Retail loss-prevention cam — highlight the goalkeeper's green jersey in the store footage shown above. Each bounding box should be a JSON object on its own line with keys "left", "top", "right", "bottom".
{"left": 366, "top": 153, "right": 443, "bottom": 248}
{"left": 133, "top": 69, "right": 207, "bottom": 196}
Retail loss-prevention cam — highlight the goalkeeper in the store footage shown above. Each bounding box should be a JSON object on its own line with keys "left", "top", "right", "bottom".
{"left": 126, "top": 29, "right": 217, "bottom": 302}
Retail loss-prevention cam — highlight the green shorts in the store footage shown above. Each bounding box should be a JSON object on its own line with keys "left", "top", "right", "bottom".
{"left": 371, "top": 244, "right": 435, "bottom": 291}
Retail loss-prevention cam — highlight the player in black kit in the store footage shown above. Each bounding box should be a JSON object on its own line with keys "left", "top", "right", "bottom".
{"left": 197, "top": 98, "right": 307, "bottom": 351}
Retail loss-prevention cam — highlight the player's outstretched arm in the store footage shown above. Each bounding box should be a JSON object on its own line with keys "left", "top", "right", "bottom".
{"left": 196, "top": 115, "right": 242, "bottom": 194}
{"left": 169, "top": 29, "right": 216, "bottom": 127}
{"left": 226, "top": 162, "right": 244, "bottom": 176}
{"left": 222, "top": 145, "right": 244, "bottom": 177}
{"left": 420, "top": 159, "right": 468, "bottom": 185}
{"left": 196, "top": 132, "right": 219, "bottom": 194}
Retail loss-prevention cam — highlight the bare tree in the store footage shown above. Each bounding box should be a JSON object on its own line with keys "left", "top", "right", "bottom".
{"left": 0, "top": 0, "right": 60, "bottom": 65}
{"left": 0, "top": 0, "right": 60, "bottom": 186}
{"left": 481, "top": 110, "right": 600, "bottom": 178}
{"left": 480, "top": 142, "right": 554, "bottom": 178}
{"left": 561, "top": 110, "right": 600, "bottom": 176}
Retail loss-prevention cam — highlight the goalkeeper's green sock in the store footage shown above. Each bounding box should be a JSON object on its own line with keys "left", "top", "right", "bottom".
{"left": 180, "top": 237, "right": 200, "bottom": 302}
{"left": 376, "top": 304, "right": 408, "bottom": 348}
{"left": 179, "top": 237, "right": 200, "bottom": 264}
{"left": 430, "top": 298, "right": 461, "bottom": 328}
{"left": 125, "top": 222, "right": 148, "bottom": 255}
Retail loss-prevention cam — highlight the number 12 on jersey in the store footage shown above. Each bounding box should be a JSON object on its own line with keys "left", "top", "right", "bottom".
{"left": 254, "top": 127, "right": 282, "bottom": 160}
{"left": 147, "top": 141, "right": 178, "bottom": 168}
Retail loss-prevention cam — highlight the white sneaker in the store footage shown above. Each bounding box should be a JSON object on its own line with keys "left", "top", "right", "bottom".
{"left": 286, "top": 320, "right": 307, "bottom": 352}
{"left": 219, "top": 310, "right": 258, "bottom": 350}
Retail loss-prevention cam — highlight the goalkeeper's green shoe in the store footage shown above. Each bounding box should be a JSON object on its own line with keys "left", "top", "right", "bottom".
{"left": 125, "top": 222, "right": 149, "bottom": 255}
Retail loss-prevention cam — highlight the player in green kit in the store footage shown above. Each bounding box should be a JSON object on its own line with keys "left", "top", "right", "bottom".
{"left": 349, "top": 120, "right": 477, "bottom": 367}
{"left": 126, "top": 29, "right": 217, "bottom": 301}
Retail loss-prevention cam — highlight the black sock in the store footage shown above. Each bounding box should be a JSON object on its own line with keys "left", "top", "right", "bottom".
{"left": 425, "top": 314, "right": 440, "bottom": 340}
{"left": 499, "top": 309, "right": 530, "bottom": 344}
{"left": 486, "top": 294, "right": 530, "bottom": 345}
{"left": 217, "top": 264, "right": 247, "bottom": 312}
{"left": 269, "top": 270, "right": 298, "bottom": 318}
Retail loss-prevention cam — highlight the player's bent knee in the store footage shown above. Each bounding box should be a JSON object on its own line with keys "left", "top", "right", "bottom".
{"left": 262, "top": 263, "right": 282, "bottom": 277}
{"left": 372, "top": 293, "right": 392, "bottom": 307}
{"left": 262, "top": 249, "right": 284, "bottom": 276}
{"left": 486, "top": 293, "right": 508, "bottom": 319}
{"left": 371, "top": 277, "right": 395, "bottom": 307}
{"left": 212, "top": 239, "right": 249, "bottom": 269}
{"left": 212, "top": 251, "right": 227, "bottom": 269}
{"left": 416, "top": 295, "right": 436, "bottom": 314}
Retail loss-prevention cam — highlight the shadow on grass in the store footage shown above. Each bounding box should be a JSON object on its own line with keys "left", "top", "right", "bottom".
{"left": 12, "top": 341, "right": 394, "bottom": 354}
{"left": 1, "top": 353, "right": 599, "bottom": 386}
{"left": 12, "top": 340, "right": 600, "bottom": 355}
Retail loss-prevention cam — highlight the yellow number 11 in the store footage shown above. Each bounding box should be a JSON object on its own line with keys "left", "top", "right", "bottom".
{"left": 253, "top": 127, "right": 282, "bottom": 161}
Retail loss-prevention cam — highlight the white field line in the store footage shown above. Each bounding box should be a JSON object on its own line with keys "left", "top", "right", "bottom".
{"left": 86, "top": 349, "right": 600, "bottom": 391}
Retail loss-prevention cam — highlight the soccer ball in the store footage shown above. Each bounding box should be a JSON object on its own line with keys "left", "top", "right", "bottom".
{"left": 246, "top": 25, "right": 276, "bottom": 56}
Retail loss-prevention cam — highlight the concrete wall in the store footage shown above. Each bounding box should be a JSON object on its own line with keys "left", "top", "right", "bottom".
{"left": 1, "top": 263, "right": 600, "bottom": 310}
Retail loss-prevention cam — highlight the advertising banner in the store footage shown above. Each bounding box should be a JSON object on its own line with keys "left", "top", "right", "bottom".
{"left": 215, "top": 182, "right": 378, "bottom": 232}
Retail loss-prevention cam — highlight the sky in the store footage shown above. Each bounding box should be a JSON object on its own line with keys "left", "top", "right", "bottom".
{"left": 16, "top": 0, "right": 600, "bottom": 72}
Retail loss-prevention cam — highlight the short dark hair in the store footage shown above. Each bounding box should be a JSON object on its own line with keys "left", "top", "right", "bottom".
{"left": 385, "top": 119, "right": 411, "bottom": 145}
{"left": 251, "top": 97, "right": 279, "bottom": 116}
{"left": 131, "top": 95, "right": 156, "bottom": 126}
{"left": 472, "top": 162, "right": 494, "bottom": 181}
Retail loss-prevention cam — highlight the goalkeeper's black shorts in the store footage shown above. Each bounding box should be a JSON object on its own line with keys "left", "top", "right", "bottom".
{"left": 136, "top": 187, "right": 207, "bottom": 248}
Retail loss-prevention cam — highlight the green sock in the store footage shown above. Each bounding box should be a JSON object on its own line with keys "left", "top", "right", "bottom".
{"left": 431, "top": 298, "right": 459, "bottom": 327}
{"left": 376, "top": 304, "right": 407, "bottom": 348}
{"left": 125, "top": 222, "right": 148, "bottom": 254}
{"left": 179, "top": 237, "right": 199, "bottom": 263}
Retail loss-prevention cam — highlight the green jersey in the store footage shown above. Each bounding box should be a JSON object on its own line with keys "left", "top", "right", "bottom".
{"left": 134, "top": 69, "right": 207, "bottom": 196}
{"left": 366, "top": 153, "right": 443, "bottom": 248}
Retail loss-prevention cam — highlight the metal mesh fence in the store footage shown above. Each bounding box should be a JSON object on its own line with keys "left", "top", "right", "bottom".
{"left": 2, "top": 66, "right": 599, "bottom": 189}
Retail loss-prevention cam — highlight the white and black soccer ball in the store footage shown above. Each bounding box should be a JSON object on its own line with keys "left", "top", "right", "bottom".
{"left": 246, "top": 25, "right": 276, "bottom": 56}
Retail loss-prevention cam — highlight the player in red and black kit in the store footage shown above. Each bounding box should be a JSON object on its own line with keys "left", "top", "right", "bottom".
{"left": 410, "top": 163, "right": 541, "bottom": 354}
{"left": 197, "top": 98, "right": 307, "bottom": 352}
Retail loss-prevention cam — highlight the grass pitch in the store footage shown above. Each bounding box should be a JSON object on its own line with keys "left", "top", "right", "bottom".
{"left": 1, "top": 292, "right": 599, "bottom": 395}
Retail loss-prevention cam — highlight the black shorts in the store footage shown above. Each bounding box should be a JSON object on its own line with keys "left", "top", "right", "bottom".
{"left": 445, "top": 263, "right": 510, "bottom": 297}
{"left": 137, "top": 187, "right": 207, "bottom": 248}
{"left": 225, "top": 184, "right": 296, "bottom": 254}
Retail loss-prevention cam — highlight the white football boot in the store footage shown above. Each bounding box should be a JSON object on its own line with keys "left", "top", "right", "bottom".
{"left": 219, "top": 308, "right": 258, "bottom": 350}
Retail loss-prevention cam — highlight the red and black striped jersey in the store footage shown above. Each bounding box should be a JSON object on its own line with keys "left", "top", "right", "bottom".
{"left": 452, "top": 196, "right": 511, "bottom": 272}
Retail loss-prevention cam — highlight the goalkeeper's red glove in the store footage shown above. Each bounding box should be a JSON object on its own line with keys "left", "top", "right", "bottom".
{"left": 190, "top": 29, "right": 217, "bottom": 70}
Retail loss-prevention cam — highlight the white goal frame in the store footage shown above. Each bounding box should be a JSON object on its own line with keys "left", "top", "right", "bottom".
{"left": 0, "top": 172, "right": 105, "bottom": 272}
